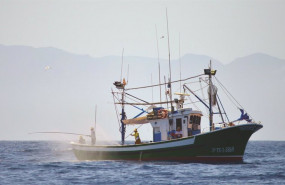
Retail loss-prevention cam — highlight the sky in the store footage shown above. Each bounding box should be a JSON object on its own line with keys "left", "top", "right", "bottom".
{"left": 0, "top": 0, "right": 285, "bottom": 63}
{"left": 0, "top": 0, "right": 284, "bottom": 141}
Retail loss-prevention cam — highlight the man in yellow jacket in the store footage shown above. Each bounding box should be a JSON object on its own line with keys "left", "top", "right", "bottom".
{"left": 131, "top": 128, "right": 141, "bottom": 144}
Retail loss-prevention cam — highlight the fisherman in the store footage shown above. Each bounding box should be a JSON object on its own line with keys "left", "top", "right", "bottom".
{"left": 175, "top": 127, "right": 183, "bottom": 138}
{"left": 79, "top": 135, "right": 86, "bottom": 144}
{"left": 131, "top": 128, "right": 141, "bottom": 144}
{"left": 90, "top": 127, "right": 96, "bottom": 145}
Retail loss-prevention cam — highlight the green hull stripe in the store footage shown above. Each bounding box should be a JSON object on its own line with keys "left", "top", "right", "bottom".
{"left": 72, "top": 123, "right": 262, "bottom": 162}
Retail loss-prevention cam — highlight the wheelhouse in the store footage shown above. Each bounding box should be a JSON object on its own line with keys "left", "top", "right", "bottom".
{"left": 149, "top": 108, "right": 202, "bottom": 142}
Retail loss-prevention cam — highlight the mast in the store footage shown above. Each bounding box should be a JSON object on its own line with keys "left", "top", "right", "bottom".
{"left": 179, "top": 33, "right": 181, "bottom": 93}
{"left": 166, "top": 9, "right": 173, "bottom": 112}
{"left": 114, "top": 48, "right": 127, "bottom": 145}
{"left": 209, "top": 61, "right": 213, "bottom": 131}
{"left": 204, "top": 60, "right": 216, "bottom": 131}
{"left": 155, "top": 25, "right": 162, "bottom": 106}
{"left": 121, "top": 86, "right": 126, "bottom": 145}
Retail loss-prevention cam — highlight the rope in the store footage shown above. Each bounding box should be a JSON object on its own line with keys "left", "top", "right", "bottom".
{"left": 193, "top": 84, "right": 208, "bottom": 93}
{"left": 184, "top": 98, "right": 209, "bottom": 106}
{"left": 214, "top": 76, "right": 243, "bottom": 109}
{"left": 125, "top": 93, "right": 149, "bottom": 104}
{"left": 188, "top": 96, "right": 202, "bottom": 115}
{"left": 112, "top": 91, "right": 147, "bottom": 138}
{"left": 174, "top": 84, "right": 205, "bottom": 94}
{"left": 214, "top": 79, "right": 237, "bottom": 109}
{"left": 125, "top": 96, "right": 148, "bottom": 108}
{"left": 217, "top": 94, "right": 230, "bottom": 122}
{"left": 199, "top": 78, "right": 209, "bottom": 115}
{"left": 183, "top": 80, "right": 201, "bottom": 85}
{"left": 214, "top": 76, "right": 254, "bottom": 121}
{"left": 115, "top": 101, "right": 174, "bottom": 106}
{"left": 125, "top": 74, "right": 204, "bottom": 91}
{"left": 111, "top": 90, "right": 122, "bottom": 130}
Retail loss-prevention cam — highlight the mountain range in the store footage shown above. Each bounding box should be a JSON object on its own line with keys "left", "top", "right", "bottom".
{"left": 0, "top": 44, "right": 284, "bottom": 141}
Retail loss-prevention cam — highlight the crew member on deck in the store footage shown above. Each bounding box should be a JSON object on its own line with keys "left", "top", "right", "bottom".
{"left": 175, "top": 127, "right": 183, "bottom": 138}
{"left": 79, "top": 135, "right": 86, "bottom": 144}
{"left": 91, "top": 127, "right": 96, "bottom": 145}
{"left": 131, "top": 128, "right": 141, "bottom": 144}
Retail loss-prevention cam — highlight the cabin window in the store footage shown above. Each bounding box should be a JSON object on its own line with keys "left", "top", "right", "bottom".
{"left": 154, "top": 127, "right": 160, "bottom": 133}
{"left": 176, "top": 118, "right": 182, "bottom": 130}
{"left": 189, "top": 115, "right": 201, "bottom": 131}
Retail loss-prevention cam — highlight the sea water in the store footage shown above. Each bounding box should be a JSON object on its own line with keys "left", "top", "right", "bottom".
{"left": 0, "top": 141, "right": 284, "bottom": 185}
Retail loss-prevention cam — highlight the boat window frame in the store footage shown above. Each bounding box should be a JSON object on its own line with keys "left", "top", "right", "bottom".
{"left": 176, "top": 118, "right": 182, "bottom": 131}
{"left": 189, "top": 114, "right": 202, "bottom": 131}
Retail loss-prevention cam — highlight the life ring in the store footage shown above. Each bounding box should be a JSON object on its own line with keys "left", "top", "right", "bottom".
{"left": 158, "top": 109, "right": 168, "bottom": 119}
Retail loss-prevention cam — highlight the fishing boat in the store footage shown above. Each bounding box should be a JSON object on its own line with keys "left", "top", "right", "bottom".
{"left": 71, "top": 63, "right": 263, "bottom": 162}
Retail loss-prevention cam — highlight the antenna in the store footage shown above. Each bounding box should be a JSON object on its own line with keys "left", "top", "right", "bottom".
{"left": 95, "top": 104, "right": 97, "bottom": 131}
{"left": 127, "top": 64, "right": 130, "bottom": 84}
{"left": 166, "top": 8, "right": 173, "bottom": 112}
{"left": 151, "top": 73, "right": 153, "bottom": 102}
{"left": 120, "top": 48, "right": 124, "bottom": 82}
{"left": 158, "top": 62, "right": 162, "bottom": 106}
{"left": 155, "top": 24, "right": 162, "bottom": 106}
{"left": 179, "top": 33, "right": 182, "bottom": 93}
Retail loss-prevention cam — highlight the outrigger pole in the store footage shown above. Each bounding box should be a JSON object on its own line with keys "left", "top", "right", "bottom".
{"left": 29, "top": 132, "right": 91, "bottom": 137}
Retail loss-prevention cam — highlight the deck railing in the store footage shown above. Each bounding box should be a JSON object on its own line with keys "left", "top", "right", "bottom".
{"left": 201, "top": 121, "right": 261, "bottom": 133}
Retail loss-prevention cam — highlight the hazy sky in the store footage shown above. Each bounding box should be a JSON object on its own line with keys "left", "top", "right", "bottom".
{"left": 0, "top": 0, "right": 284, "bottom": 63}
{"left": 0, "top": 0, "right": 284, "bottom": 141}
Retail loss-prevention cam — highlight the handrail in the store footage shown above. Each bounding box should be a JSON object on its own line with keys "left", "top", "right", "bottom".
{"left": 201, "top": 121, "right": 261, "bottom": 133}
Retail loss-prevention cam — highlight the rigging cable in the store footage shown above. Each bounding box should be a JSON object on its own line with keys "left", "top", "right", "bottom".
{"left": 124, "top": 96, "right": 149, "bottom": 108}
{"left": 111, "top": 89, "right": 123, "bottom": 131}
{"left": 125, "top": 74, "right": 204, "bottom": 91}
{"left": 214, "top": 76, "right": 254, "bottom": 121}
{"left": 217, "top": 94, "right": 230, "bottom": 122}
{"left": 125, "top": 93, "right": 149, "bottom": 104}
{"left": 113, "top": 91, "right": 147, "bottom": 136}
{"left": 214, "top": 77, "right": 239, "bottom": 108}
{"left": 199, "top": 77, "right": 206, "bottom": 100}
{"left": 199, "top": 77, "right": 210, "bottom": 115}
{"left": 214, "top": 76, "right": 243, "bottom": 109}
{"left": 187, "top": 95, "right": 207, "bottom": 116}
{"left": 183, "top": 80, "right": 201, "bottom": 85}
{"left": 184, "top": 99, "right": 209, "bottom": 106}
